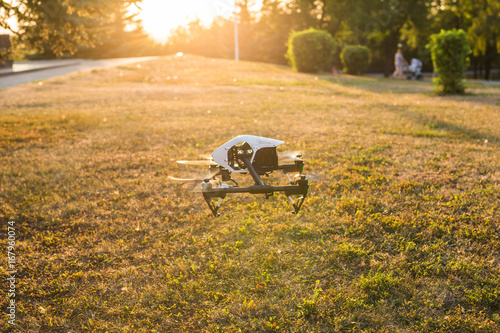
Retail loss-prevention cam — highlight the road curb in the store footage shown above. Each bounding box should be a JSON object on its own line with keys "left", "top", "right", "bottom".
{"left": 0, "top": 61, "right": 81, "bottom": 78}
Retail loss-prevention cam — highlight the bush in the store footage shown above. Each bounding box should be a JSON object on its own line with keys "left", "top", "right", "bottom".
{"left": 427, "top": 29, "right": 471, "bottom": 94}
{"left": 286, "top": 28, "right": 337, "bottom": 73}
{"left": 340, "top": 45, "right": 371, "bottom": 75}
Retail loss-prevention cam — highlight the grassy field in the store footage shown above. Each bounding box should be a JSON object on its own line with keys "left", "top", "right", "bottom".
{"left": 0, "top": 55, "right": 499, "bottom": 332}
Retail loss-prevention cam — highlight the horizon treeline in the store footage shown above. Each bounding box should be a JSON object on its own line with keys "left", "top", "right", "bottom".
{"left": 168, "top": 0, "right": 498, "bottom": 79}
{"left": 1, "top": 0, "right": 498, "bottom": 79}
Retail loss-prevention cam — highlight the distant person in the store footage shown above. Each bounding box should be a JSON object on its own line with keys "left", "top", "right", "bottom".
{"left": 392, "top": 48, "right": 407, "bottom": 79}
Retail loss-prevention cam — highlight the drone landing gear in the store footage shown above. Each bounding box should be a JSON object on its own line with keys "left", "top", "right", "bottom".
{"left": 203, "top": 194, "right": 225, "bottom": 217}
{"left": 203, "top": 186, "right": 308, "bottom": 217}
{"left": 202, "top": 159, "right": 309, "bottom": 217}
{"left": 287, "top": 195, "right": 306, "bottom": 215}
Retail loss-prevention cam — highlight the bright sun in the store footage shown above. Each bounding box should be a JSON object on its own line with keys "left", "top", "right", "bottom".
{"left": 136, "top": 0, "right": 238, "bottom": 43}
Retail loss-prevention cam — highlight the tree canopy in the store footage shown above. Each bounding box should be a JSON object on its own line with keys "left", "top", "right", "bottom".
{"left": 167, "top": 0, "right": 498, "bottom": 78}
{"left": 0, "top": 0, "right": 498, "bottom": 77}
{"left": 0, "top": 0, "right": 145, "bottom": 57}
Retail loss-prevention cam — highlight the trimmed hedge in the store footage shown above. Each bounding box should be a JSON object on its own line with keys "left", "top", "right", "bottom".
{"left": 286, "top": 28, "right": 337, "bottom": 73}
{"left": 340, "top": 45, "right": 371, "bottom": 75}
{"left": 427, "top": 29, "right": 471, "bottom": 94}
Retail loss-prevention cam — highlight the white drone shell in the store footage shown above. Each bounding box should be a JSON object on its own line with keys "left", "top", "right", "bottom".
{"left": 211, "top": 135, "right": 284, "bottom": 173}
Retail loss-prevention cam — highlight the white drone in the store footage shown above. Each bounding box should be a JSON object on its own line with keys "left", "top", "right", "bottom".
{"left": 169, "top": 135, "right": 309, "bottom": 216}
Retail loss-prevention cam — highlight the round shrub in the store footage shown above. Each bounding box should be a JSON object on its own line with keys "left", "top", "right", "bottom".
{"left": 340, "top": 45, "right": 371, "bottom": 75}
{"left": 286, "top": 28, "right": 337, "bottom": 73}
{"left": 427, "top": 29, "right": 471, "bottom": 94}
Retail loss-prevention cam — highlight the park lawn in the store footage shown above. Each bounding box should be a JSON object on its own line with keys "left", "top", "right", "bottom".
{"left": 0, "top": 55, "right": 499, "bottom": 332}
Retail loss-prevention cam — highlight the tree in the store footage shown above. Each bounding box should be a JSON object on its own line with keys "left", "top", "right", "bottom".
{"left": 160, "top": 0, "right": 497, "bottom": 77}
{"left": 353, "top": 0, "right": 428, "bottom": 76}
{"left": 76, "top": 3, "right": 159, "bottom": 59}
{"left": 466, "top": 0, "right": 500, "bottom": 80}
{"left": 236, "top": 0, "right": 259, "bottom": 62}
{"left": 1, "top": 0, "right": 142, "bottom": 56}
{"left": 248, "top": 0, "right": 292, "bottom": 63}
{"left": 0, "top": 1, "right": 12, "bottom": 31}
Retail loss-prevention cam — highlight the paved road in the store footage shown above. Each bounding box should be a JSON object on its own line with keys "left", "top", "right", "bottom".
{"left": 0, "top": 57, "right": 159, "bottom": 90}
{"left": 0, "top": 59, "right": 80, "bottom": 76}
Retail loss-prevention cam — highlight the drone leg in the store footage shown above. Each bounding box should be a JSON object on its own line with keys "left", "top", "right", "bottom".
{"left": 287, "top": 195, "right": 306, "bottom": 215}
{"left": 285, "top": 173, "right": 296, "bottom": 185}
{"left": 203, "top": 195, "right": 225, "bottom": 217}
{"left": 229, "top": 178, "right": 239, "bottom": 187}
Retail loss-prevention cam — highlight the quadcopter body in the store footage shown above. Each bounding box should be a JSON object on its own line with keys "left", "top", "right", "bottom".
{"left": 170, "top": 135, "right": 309, "bottom": 217}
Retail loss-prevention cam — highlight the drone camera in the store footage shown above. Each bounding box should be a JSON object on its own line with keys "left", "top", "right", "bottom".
{"left": 221, "top": 169, "right": 231, "bottom": 182}
{"left": 252, "top": 147, "right": 278, "bottom": 173}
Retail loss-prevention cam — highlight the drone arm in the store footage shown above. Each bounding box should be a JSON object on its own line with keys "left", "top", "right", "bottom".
{"left": 278, "top": 160, "right": 304, "bottom": 174}
{"left": 204, "top": 184, "right": 301, "bottom": 196}
{"left": 240, "top": 155, "right": 264, "bottom": 186}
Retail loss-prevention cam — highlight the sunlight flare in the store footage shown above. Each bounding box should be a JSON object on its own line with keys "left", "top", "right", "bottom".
{"left": 137, "top": 0, "right": 234, "bottom": 42}
{"left": 136, "top": 0, "right": 262, "bottom": 42}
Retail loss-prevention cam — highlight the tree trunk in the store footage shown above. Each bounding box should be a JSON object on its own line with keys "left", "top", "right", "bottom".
{"left": 479, "top": 54, "right": 484, "bottom": 79}
{"left": 384, "top": 46, "right": 392, "bottom": 77}
{"left": 485, "top": 58, "right": 490, "bottom": 80}
{"left": 484, "top": 43, "right": 497, "bottom": 81}
{"left": 472, "top": 56, "right": 477, "bottom": 79}
{"left": 383, "top": 32, "right": 399, "bottom": 77}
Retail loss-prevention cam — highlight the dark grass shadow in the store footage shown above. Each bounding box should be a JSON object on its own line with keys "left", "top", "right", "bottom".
{"left": 320, "top": 74, "right": 434, "bottom": 94}
{"left": 317, "top": 74, "right": 500, "bottom": 107}
{"left": 388, "top": 108, "right": 500, "bottom": 147}
{"left": 301, "top": 71, "right": 500, "bottom": 147}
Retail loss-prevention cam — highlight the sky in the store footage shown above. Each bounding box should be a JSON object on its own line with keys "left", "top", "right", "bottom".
{"left": 137, "top": 0, "right": 262, "bottom": 43}
{"left": 0, "top": 0, "right": 262, "bottom": 42}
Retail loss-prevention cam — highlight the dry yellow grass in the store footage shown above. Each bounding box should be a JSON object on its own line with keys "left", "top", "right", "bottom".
{"left": 0, "top": 55, "right": 499, "bottom": 332}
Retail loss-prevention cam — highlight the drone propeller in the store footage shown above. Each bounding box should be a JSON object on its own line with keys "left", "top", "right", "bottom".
{"left": 167, "top": 175, "right": 222, "bottom": 193}
{"left": 177, "top": 160, "right": 218, "bottom": 166}
{"left": 279, "top": 150, "right": 304, "bottom": 161}
{"left": 281, "top": 157, "right": 304, "bottom": 163}
{"left": 167, "top": 176, "right": 206, "bottom": 182}
{"left": 198, "top": 153, "right": 214, "bottom": 160}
